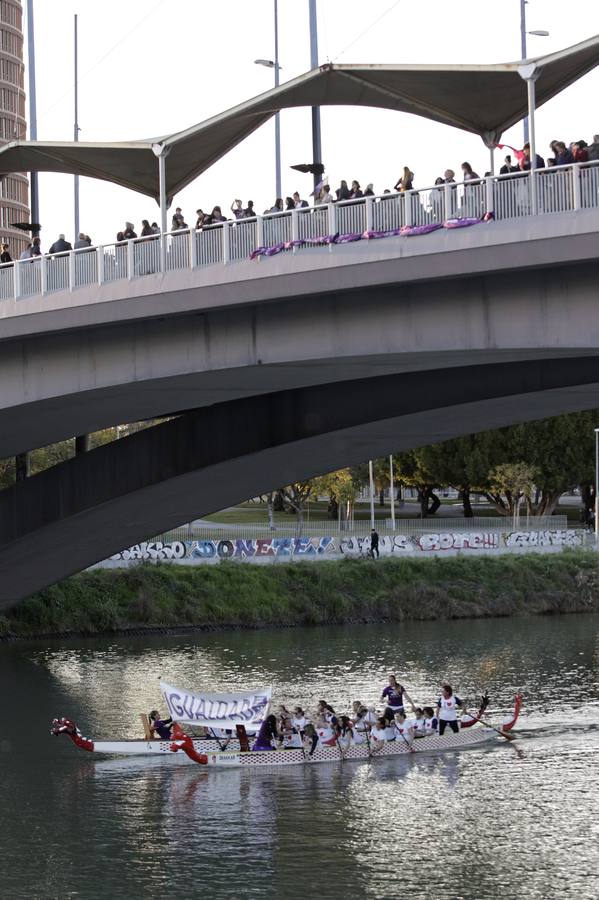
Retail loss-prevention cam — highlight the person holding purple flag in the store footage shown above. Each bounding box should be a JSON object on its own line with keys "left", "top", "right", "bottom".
{"left": 381, "top": 674, "right": 415, "bottom": 720}
{"left": 148, "top": 709, "right": 174, "bottom": 740}
{"left": 252, "top": 714, "right": 279, "bottom": 751}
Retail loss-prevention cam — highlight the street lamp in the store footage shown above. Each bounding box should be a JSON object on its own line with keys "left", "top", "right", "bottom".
{"left": 520, "top": 1, "right": 549, "bottom": 143}
{"left": 254, "top": 0, "right": 282, "bottom": 200}
{"left": 594, "top": 428, "right": 599, "bottom": 542}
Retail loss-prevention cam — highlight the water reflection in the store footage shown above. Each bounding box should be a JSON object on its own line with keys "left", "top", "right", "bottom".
{"left": 2, "top": 615, "right": 599, "bottom": 898}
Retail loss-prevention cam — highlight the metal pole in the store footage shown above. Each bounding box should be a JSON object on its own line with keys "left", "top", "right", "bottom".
{"left": 520, "top": 0, "right": 529, "bottom": 143}
{"left": 274, "top": 0, "right": 281, "bottom": 199}
{"left": 74, "top": 14, "right": 80, "bottom": 240}
{"left": 368, "top": 460, "right": 375, "bottom": 531}
{"left": 527, "top": 74, "right": 537, "bottom": 214}
{"left": 26, "top": 0, "right": 38, "bottom": 232}
{"left": 19, "top": 0, "right": 38, "bottom": 482}
{"left": 389, "top": 455, "right": 396, "bottom": 531}
{"left": 595, "top": 429, "right": 599, "bottom": 542}
{"left": 158, "top": 148, "right": 168, "bottom": 272}
{"left": 158, "top": 150, "right": 167, "bottom": 234}
{"left": 488, "top": 146, "right": 495, "bottom": 176}
{"left": 309, "top": 0, "right": 322, "bottom": 191}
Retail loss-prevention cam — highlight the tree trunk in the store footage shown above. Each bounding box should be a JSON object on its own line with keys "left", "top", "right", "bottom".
{"left": 379, "top": 488, "right": 385, "bottom": 507}
{"left": 427, "top": 490, "right": 441, "bottom": 516}
{"left": 273, "top": 489, "right": 285, "bottom": 512}
{"left": 460, "top": 488, "right": 474, "bottom": 518}
{"left": 328, "top": 495, "right": 339, "bottom": 520}
{"left": 483, "top": 492, "right": 511, "bottom": 516}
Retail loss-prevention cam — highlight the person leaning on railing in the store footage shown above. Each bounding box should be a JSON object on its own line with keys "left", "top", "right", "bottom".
{"left": 0, "top": 242, "right": 11, "bottom": 263}
{"left": 48, "top": 234, "right": 72, "bottom": 254}
{"left": 520, "top": 143, "right": 545, "bottom": 171}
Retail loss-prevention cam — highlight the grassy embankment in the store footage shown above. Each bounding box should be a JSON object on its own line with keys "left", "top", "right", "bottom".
{"left": 1, "top": 551, "right": 598, "bottom": 640}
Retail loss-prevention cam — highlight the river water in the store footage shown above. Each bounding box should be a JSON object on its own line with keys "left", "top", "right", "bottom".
{"left": 2, "top": 614, "right": 599, "bottom": 900}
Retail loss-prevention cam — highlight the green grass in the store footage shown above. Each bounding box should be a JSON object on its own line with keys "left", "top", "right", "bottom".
{"left": 199, "top": 499, "right": 583, "bottom": 526}
{"left": 1, "top": 550, "right": 598, "bottom": 640}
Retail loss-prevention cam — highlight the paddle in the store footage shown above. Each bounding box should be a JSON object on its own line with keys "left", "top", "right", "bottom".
{"left": 393, "top": 721, "right": 415, "bottom": 753}
{"left": 335, "top": 732, "right": 347, "bottom": 760}
{"left": 473, "top": 715, "right": 515, "bottom": 741}
{"left": 209, "top": 727, "right": 229, "bottom": 751}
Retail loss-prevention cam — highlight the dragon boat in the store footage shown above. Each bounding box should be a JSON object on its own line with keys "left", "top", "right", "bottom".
{"left": 51, "top": 682, "right": 522, "bottom": 769}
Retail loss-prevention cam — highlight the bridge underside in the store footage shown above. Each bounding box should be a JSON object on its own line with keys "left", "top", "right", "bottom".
{"left": 2, "top": 356, "right": 599, "bottom": 605}
{"left": 2, "top": 250, "right": 599, "bottom": 459}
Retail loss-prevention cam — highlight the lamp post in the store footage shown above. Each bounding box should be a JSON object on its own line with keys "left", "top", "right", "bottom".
{"left": 594, "top": 428, "right": 599, "bottom": 542}
{"left": 389, "top": 455, "right": 396, "bottom": 531}
{"left": 368, "top": 460, "right": 375, "bottom": 531}
{"left": 520, "top": 1, "right": 549, "bottom": 143}
{"left": 254, "top": 1, "right": 281, "bottom": 199}
{"left": 74, "top": 14, "right": 80, "bottom": 240}
{"left": 308, "top": 0, "right": 322, "bottom": 192}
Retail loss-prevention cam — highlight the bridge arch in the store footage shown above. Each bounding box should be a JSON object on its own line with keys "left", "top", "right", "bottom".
{"left": 2, "top": 355, "right": 599, "bottom": 604}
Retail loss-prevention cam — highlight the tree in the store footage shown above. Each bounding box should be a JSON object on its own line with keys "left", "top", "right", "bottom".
{"left": 313, "top": 469, "right": 360, "bottom": 526}
{"left": 393, "top": 450, "right": 442, "bottom": 517}
{"left": 488, "top": 461, "right": 538, "bottom": 522}
{"left": 279, "top": 481, "right": 318, "bottom": 531}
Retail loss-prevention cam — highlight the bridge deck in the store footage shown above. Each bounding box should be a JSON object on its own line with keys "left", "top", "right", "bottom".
{"left": 0, "top": 163, "right": 598, "bottom": 325}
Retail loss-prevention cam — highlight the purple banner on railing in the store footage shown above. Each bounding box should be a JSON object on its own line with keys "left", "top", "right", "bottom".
{"left": 250, "top": 216, "right": 490, "bottom": 260}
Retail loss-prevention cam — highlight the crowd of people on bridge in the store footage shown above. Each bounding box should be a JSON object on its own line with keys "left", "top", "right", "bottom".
{"left": 5, "top": 133, "right": 598, "bottom": 263}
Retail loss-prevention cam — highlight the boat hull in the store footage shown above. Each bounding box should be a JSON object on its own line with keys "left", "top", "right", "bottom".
{"left": 189, "top": 727, "right": 497, "bottom": 769}
{"left": 91, "top": 738, "right": 238, "bottom": 757}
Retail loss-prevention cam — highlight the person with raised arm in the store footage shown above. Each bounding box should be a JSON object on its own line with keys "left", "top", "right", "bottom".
{"left": 436, "top": 683, "right": 466, "bottom": 736}
{"left": 381, "top": 674, "right": 415, "bottom": 720}
{"left": 148, "top": 709, "right": 174, "bottom": 740}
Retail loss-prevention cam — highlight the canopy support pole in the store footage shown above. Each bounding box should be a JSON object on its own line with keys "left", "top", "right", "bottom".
{"left": 153, "top": 143, "right": 171, "bottom": 271}
{"left": 526, "top": 74, "right": 538, "bottom": 215}
{"left": 158, "top": 151, "right": 168, "bottom": 235}
{"left": 519, "top": 64, "right": 538, "bottom": 215}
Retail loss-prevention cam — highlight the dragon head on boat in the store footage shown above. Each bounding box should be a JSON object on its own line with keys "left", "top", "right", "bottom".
{"left": 460, "top": 692, "right": 490, "bottom": 728}
{"left": 169, "top": 732, "right": 208, "bottom": 765}
{"left": 50, "top": 717, "right": 94, "bottom": 752}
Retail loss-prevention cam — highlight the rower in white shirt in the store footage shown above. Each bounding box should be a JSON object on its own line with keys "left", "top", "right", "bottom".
{"left": 393, "top": 710, "right": 415, "bottom": 744}
{"left": 370, "top": 717, "right": 389, "bottom": 745}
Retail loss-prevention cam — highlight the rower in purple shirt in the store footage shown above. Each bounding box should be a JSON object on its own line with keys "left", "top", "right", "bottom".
{"left": 381, "top": 674, "right": 415, "bottom": 720}
{"left": 149, "top": 710, "right": 174, "bottom": 740}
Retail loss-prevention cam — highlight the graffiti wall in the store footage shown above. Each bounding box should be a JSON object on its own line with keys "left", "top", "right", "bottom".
{"left": 107, "top": 528, "right": 583, "bottom": 565}
{"left": 188, "top": 536, "right": 335, "bottom": 559}
{"left": 504, "top": 529, "right": 582, "bottom": 548}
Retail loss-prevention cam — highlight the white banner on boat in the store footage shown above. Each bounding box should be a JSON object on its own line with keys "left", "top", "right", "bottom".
{"left": 160, "top": 681, "right": 272, "bottom": 731}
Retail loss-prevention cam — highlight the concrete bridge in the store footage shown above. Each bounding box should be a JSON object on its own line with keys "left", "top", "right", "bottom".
{"left": 1, "top": 185, "right": 599, "bottom": 603}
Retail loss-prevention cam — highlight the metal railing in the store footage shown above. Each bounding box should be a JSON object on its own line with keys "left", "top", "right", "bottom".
{"left": 2, "top": 161, "right": 598, "bottom": 307}
{"left": 147, "top": 515, "right": 569, "bottom": 543}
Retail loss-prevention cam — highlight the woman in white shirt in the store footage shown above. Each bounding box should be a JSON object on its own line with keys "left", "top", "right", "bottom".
{"left": 370, "top": 717, "right": 389, "bottom": 746}
{"left": 436, "top": 683, "right": 465, "bottom": 736}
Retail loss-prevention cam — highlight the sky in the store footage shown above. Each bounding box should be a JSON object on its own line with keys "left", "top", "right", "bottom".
{"left": 26, "top": 0, "right": 599, "bottom": 246}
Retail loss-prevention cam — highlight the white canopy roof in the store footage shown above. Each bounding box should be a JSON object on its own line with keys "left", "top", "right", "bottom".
{"left": 1, "top": 35, "right": 598, "bottom": 202}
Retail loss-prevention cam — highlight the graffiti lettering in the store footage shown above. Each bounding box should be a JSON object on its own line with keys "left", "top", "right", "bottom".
{"left": 505, "top": 530, "right": 582, "bottom": 548}
{"left": 110, "top": 541, "right": 186, "bottom": 561}
{"left": 417, "top": 533, "right": 499, "bottom": 552}
{"left": 340, "top": 535, "right": 411, "bottom": 556}
{"left": 188, "top": 536, "right": 335, "bottom": 559}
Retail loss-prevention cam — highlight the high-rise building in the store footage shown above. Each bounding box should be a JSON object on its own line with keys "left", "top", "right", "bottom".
{"left": 0, "top": 0, "right": 29, "bottom": 258}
